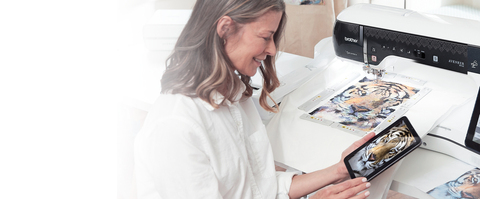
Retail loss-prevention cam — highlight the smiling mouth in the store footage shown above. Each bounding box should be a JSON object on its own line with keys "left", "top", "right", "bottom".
{"left": 254, "top": 58, "right": 263, "bottom": 66}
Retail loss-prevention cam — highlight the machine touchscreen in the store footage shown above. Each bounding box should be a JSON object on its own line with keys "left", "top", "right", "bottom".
{"left": 344, "top": 116, "right": 421, "bottom": 181}
{"left": 465, "top": 87, "right": 480, "bottom": 153}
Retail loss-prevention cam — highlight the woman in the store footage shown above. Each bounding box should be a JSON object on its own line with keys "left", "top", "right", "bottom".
{"left": 134, "top": 0, "right": 374, "bottom": 198}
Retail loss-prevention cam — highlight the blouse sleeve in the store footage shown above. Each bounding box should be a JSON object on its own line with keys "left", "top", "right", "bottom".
{"left": 135, "top": 118, "right": 223, "bottom": 199}
{"left": 275, "top": 171, "right": 297, "bottom": 199}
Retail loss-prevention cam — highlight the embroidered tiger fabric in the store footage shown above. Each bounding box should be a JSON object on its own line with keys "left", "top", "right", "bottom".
{"left": 311, "top": 77, "right": 419, "bottom": 132}
{"left": 428, "top": 168, "right": 480, "bottom": 199}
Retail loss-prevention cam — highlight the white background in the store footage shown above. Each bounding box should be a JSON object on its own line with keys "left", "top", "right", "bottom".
{"left": 1, "top": 1, "right": 117, "bottom": 198}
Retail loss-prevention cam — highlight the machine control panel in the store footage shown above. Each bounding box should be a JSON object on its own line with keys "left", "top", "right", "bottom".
{"left": 364, "top": 26, "right": 469, "bottom": 74}
{"left": 333, "top": 20, "right": 480, "bottom": 74}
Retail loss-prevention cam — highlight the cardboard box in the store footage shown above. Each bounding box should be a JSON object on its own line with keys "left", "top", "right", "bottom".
{"left": 281, "top": 0, "right": 346, "bottom": 58}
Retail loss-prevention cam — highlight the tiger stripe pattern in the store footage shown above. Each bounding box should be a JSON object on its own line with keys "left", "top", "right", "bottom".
{"left": 350, "top": 122, "right": 415, "bottom": 177}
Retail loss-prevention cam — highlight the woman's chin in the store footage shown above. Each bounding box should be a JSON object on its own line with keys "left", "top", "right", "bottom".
{"left": 239, "top": 70, "right": 257, "bottom": 77}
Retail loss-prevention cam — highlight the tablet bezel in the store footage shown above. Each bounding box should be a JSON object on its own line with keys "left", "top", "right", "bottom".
{"left": 465, "top": 87, "right": 480, "bottom": 153}
{"left": 343, "top": 116, "right": 422, "bottom": 181}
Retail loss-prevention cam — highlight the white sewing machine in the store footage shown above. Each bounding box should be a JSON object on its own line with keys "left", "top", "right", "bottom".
{"left": 332, "top": 2, "right": 480, "bottom": 164}
{"left": 264, "top": 3, "right": 480, "bottom": 198}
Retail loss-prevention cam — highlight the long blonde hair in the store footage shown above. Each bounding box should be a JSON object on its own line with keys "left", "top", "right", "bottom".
{"left": 161, "top": 0, "right": 286, "bottom": 112}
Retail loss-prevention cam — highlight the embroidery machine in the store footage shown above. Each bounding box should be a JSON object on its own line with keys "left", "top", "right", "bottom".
{"left": 332, "top": 3, "right": 480, "bottom": 164}
{"left": 333, "top": 3, "right": 480, "bottom": 196}
{"left": 262, "top": 3, "right": 480, "bottom": 198}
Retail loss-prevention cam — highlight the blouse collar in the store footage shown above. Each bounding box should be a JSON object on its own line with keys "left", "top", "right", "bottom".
{"left": 200, "top": 83, "right": 247, "bottom": 111}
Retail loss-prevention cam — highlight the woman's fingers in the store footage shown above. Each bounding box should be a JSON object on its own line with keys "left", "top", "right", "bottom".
{"left": 350, "top": 190, "right": 371, "bottom": 199}
{"left": 336, "top": 178, "right": 371, "bottom": 198}
{"left": 329, "top": 177, "right": 369, "bottom": 196}
{"left": 355, "top": 132, "right": 375, "bottom": 147}
{"left": 312, "top": 177, "right": 370, "bottom": 199}
{"left": 342, "top": 132, "right": 376, "bottom": 159}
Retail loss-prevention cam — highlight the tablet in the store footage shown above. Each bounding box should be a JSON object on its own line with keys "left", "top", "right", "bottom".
{"left": 465, "top": 87, "right": 480, "bottom": 153}
{"left": 344, "top": 116, "right": 422, "bottom": 181}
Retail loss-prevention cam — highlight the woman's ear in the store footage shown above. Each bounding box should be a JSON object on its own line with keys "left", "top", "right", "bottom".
{"left": 217, "top": 16, "right": 233, "bottom": 39}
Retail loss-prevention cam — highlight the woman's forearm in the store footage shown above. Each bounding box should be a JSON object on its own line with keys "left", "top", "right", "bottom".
{"left": 288, "top": 132, "right": 376, "bottom": 199}
{"left": 288, "top": 162, "right": 345, "bottom": 199}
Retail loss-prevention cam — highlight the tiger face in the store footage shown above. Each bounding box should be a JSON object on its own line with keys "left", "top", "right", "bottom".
{"left": 332, "top": 78, "right": 418, "bottom": 122}
{"left": 428, "top": 168, "right": 480, "bottom": 199}
{"left": 312, "top": 77, "right": 419, "bottom": 131}
{"left": 351, "top": 123, "right": 414, "bottom": 177}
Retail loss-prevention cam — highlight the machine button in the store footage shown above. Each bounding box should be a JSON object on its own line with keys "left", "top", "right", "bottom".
{"left": 415, "top": 50, "right": 421, "bottom": 57}
{"left": 371, "top": 47, "right": 376, "bottom": 53}
{"left": 433, "top": 55, "right": 438, "bottom": 63}
{"left": 421, "top": 51, "right": 426, "bottom": 59}
{"left": 371, "top": 55, "right": 377, "bottom": 62}
{"left": 399, "top": 48, "right": 404, "bottom": 53}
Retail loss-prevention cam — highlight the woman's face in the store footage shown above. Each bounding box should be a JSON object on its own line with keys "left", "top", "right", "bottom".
{"left": 224, "top": 11, "right": 282, "bottom": 77}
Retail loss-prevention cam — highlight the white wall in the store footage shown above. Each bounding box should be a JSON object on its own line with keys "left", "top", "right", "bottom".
{"left": 155, "top": 0, "right": 196, "bottom": 9}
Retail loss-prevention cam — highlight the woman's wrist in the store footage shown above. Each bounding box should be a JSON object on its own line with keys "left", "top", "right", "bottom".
{"left": 332, "top": 162, "right": 350, "bottom": 184}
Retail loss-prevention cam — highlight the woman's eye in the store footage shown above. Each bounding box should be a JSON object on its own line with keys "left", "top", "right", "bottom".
{"left": 473, "top": 178, "right": 478, "bottom": 184}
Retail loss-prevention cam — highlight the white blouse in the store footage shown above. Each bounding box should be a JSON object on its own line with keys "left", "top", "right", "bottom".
{"left": 134, "top": 88, "right": 296, "bottom": 199}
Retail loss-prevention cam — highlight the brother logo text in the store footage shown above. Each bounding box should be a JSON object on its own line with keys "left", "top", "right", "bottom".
{"left": 344, "top": 37, "right": 358, "bottom": 43}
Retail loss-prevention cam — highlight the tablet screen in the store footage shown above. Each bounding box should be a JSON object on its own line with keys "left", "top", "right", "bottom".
{"left": 465, "top": 87, "right": 480, "bottom": 152}
{"left": 344, "top": 116, "right": 421, "bottom": 181}
{"left": 471, "top": 119, "right": 480, "bottom": 144}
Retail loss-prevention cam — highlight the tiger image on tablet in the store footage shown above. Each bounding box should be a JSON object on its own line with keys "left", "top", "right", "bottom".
{"left": 428, "top": 168, "right": 480, "bottom": 199}
{"left": 348, "top": 121, "right": 416, "bottom": 177}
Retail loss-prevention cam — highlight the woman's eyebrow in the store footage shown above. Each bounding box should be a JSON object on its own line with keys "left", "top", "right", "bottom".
{"left": 261, "top": 30, "right": 275, "bottom": 35}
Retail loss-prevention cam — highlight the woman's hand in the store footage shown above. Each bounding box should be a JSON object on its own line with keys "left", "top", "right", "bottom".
{"left": 335, "top": 132, "right": 376, "bottom": 183}
{"left": 310, "top": 177, "right": 370, "bottom": 199}
{"left": 288, "top": 132, "right": 376, "bottom": 199}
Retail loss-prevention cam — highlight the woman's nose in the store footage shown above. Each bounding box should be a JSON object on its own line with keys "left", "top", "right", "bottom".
{"left": 265, "top": 39, "right": 276, "bottom": 56}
